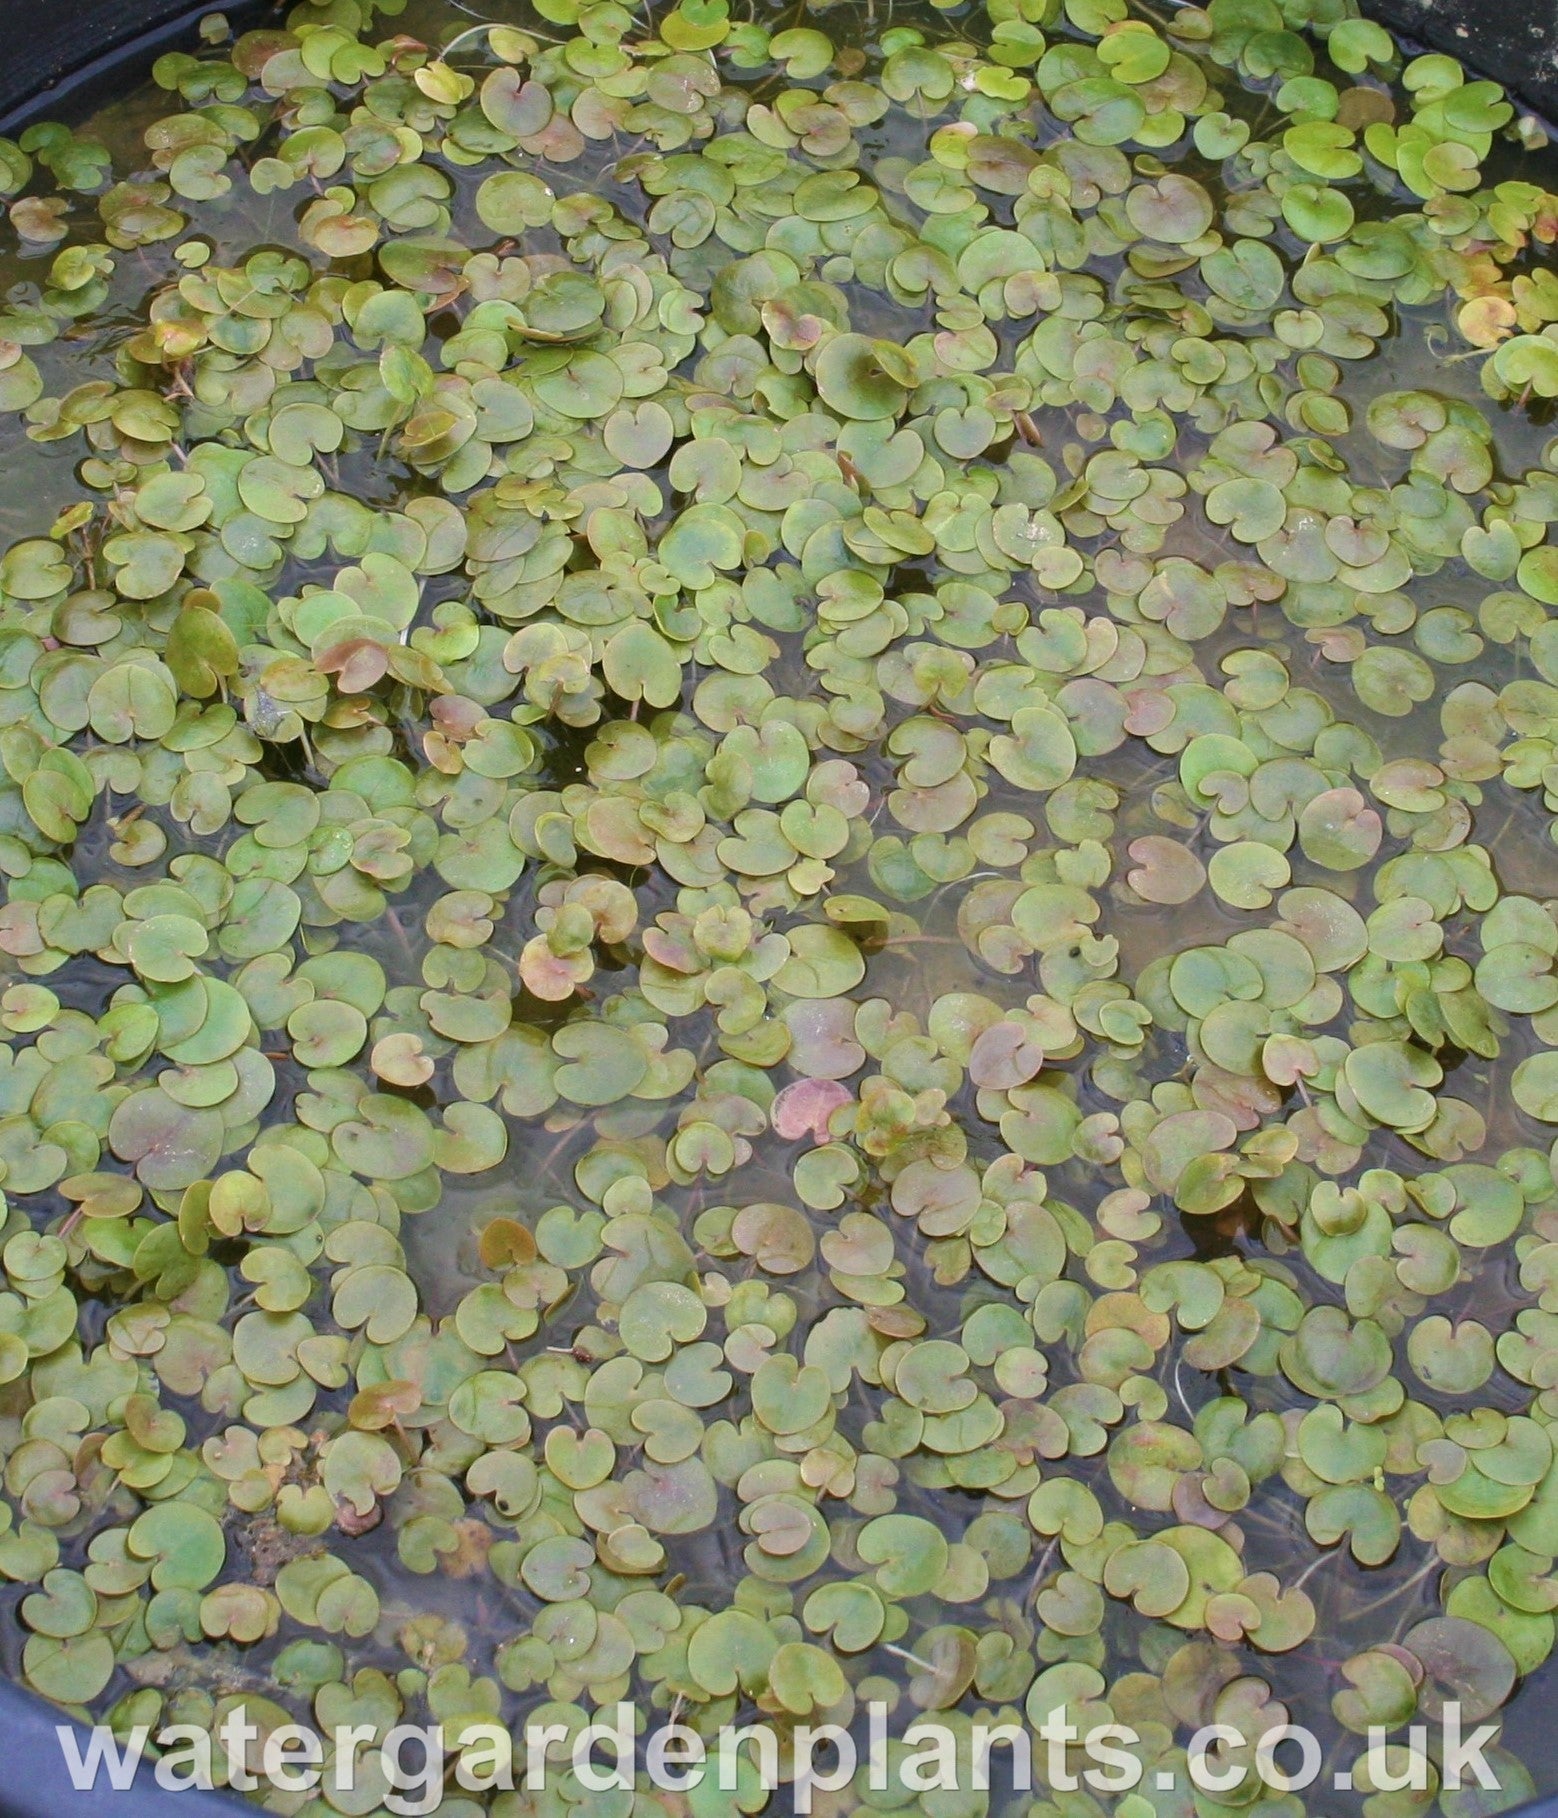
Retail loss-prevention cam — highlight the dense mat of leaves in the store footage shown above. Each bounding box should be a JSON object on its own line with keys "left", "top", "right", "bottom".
{"left": 0, "top": 0, "right": 1556, "bottom": 1807}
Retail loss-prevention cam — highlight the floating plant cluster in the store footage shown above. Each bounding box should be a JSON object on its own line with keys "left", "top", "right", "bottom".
{"left": 0, "top": 0, "right": 1552, "bottom": 1810}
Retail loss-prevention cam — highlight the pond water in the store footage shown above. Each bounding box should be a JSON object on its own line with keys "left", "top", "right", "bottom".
{"left": 0, "top": 0, "right": 1556, "bottom": 1813}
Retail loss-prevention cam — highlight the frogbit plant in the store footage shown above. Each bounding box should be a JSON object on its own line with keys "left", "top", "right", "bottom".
{"left": 0, "top": 0, "right": 1551, "bottom": 1811}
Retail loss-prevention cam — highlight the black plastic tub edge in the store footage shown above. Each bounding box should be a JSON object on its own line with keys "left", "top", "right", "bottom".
{"left": 0, "top": 0, "right": 280, "bottom": 132}
{"left": 0, "top": 0, "right": 1554, "bottom": 1814}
